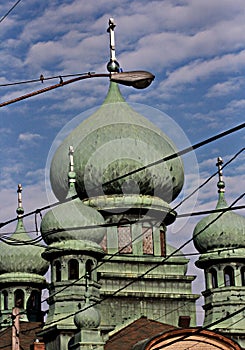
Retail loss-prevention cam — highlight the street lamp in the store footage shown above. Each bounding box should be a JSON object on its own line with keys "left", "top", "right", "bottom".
{"left": 110, "top": 71, "right": 155, "bottom": 89}
{"left": 0, "top": 18, "right": 154, "bottom": 107}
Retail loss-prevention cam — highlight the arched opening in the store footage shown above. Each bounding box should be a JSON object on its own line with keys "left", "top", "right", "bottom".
{"left": 224, "top": 266, "right": 235, "bottom": 286}
{"left": 68, "top": 259, "right": 79, "bottom": 280}
{"left": 14, "top": 289, "right": 24, "bottom": 308}
{"left": 86, "top": 259, "right": 94, "bottom": 281}
{"left": 54, "top": 260, "right": 62, "bottom": 282}
{"left": 26, "top": 290, "right": 42, "bottom": 322}
{"left": 118, "top": 219, "right": 132, "bottom": 254}
{"left": 142, "top": 226, "right": 153, "bottom": 255}
{"left": 241, "top": 266, "right": 245, "bottom": 286}
{"left": 209, "top": 268, "right": 218, "bottom": 288}
{"left": 2, "top": 290, "right": 8, "bottom": 310}
{"left": 160, "top": 230, "right": 166, "bottom": 257}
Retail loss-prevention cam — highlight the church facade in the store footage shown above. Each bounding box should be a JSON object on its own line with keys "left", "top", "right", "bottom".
{"left": 0, "top": 18, "right": 244, "bottom": 350}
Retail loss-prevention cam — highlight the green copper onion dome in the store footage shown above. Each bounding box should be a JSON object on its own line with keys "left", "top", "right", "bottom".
{"left": 50, "top": 82, "right": 184, "bottom": 204}
{"left": 74, "top": 291, "right": 101, "bottom": 329}
{"left": 193, "top": 157, "right": 245, "bottom": 254}
{"left": 41, "top": 147, "right": 106, "bottom": 246}
{"left": 0, "top": 185, "right": 49, "bottom": 275}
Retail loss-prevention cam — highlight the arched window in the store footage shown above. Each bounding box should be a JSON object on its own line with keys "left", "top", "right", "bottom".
{"left": 54, "top": 260, "right": 62, "bottom": 282}
{"left": 26, "top": 290, "right": 41, "bottom": 322}
{"left": 86, "top": 259, "right": 94, "bottom": 281}
{"left": 2, "top": 290, "right": 8, "bottom": 310}
{"left": 224, "top": 266, "right": 235, "bottom": 286}
{"left": 118, "top": 219, "right": 132, "bottom": 254}
{"left": 14, "top": 289, "right": 24, "bottom": 308}
{"left": 241, "top": 266, "right": 245, "bottom": 286}
{"left": 68, "top": 259, "right": 79, "bottom": 280}
{"left": 209, "top": 268, "right": 218, "bottom": 288}
{"left": 142, "top": 226, "right": 153, "bottom": 254}
{"left": 160, "top": 230, "right": 166, "bottom": 257}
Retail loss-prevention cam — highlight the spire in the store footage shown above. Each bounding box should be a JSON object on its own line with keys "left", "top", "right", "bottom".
{"left": 16, "top": 184, "right": 24, "bottom": 217}
{"left": 69, "top": 145, "right": 74, "bottom": 173}
{"left": 107, "top": 17, "right": 120, "bottom": 72}
{"left": 67, "top": 145, "right": 76, "bottom": 196}
{"left": 216, "top": 156, "right": 225, "bottom": 193}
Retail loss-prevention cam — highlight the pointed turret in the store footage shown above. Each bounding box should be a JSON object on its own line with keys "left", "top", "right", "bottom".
{"left": 0, "top": 185, "right": 48, "bottom": 327}
{"left": 40, "top": 147, "right": 106, "bottom": 350}
{"left": 193, "top": 157, "right": 245, "bottom": 348}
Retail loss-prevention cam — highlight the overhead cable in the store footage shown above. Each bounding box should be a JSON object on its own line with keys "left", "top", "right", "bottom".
{"left": 0, "top": 124, "right": 244, "bottom": 230}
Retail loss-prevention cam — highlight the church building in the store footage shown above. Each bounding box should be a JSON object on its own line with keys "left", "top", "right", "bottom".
{"left": 0, "top": 18, "right": 244, "bottom": 350}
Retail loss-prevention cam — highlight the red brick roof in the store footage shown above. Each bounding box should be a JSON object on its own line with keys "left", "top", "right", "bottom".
{"left": 105, "top": 316, "right": 176, "bottom": 350}
{"left": 0, "top": 322, "right": 43, "bottom": 350}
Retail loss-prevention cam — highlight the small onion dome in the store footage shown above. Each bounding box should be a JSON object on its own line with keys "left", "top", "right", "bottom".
{"left": 193, "top": 192, "right": 245, "bottom": 253}
{"left": 193, "top": 159, "right": 245, "bottom": 254}
{"left": 50, "top": 82, "right": 184, "bottom": 204}
{"left": 74, "top": 292, "right": 101, "bottom": 329}
{"left": 0, "top": 187, "right": 48, "bottom": 276}
{"left": 41, "top": 158, "right": 106, "bottom": 246}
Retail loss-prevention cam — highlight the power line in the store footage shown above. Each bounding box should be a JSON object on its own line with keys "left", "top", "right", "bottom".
{"left": 8, "top": 191, "right": 244, "bottom": 336}
{"left": 150, "top": 306, "right": 245, "bottom": 350}
{"left": 1, "top": 205, "right": 244, "bottom": 242}
{"left": 173, "top": 147, "right": 244, "bottom": 212}
{"left": 0, "top": 72, "right": 109, "bottom": 107}
{"left": 100, "top": 268, "right": 245, "bottom": 347}
{"left": 0, "top": 0, "right": 23, "bottom": 24}
{"left": 0, "top": 124, "right": 244, "bottom": 230}
{"left": 41, "top": 191, "right": 245, "bottom": 327}
{"left": 0, "top": 72, "right": 95, "bottom": 87}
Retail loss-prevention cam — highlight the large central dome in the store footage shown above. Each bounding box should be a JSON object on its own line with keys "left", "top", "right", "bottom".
{"left": 50, "top": 82, "right": 184, "bottom": 203}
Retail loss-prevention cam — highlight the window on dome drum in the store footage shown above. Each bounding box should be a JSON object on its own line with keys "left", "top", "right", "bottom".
{"left": 209, "top": 268, "right": 218, "bottom": 288}
{"left": 2, "top": 290, "right": 8, "bottom": 310}
{"left": 160, "top": 230, "right": 166, "bottom": 256}
{"left": 14, "top": 289, "right": 24, "bottom": 308}
{"left": 100, "top": 233, "right": 107, "bottom": 253}
{"left": 26, "top": 290, "right": 41, "bottom": 322}
{"left": 68, "top": 259, "right": 79, "bottom": 280}
{"left": 86, "top": 259, "right": 94, "bottom": 280}
{"left": 241, "top": 266, "right": 245, "bottom": 286}
{"left": 54, "top": 260, "right": 62, "bottom": 282}
{"left": 142, "top": 226, "right": 153, "bottom": 254}
{"left": 224, "top": 266, "right": 235, "bottom": 286}
{"left": 118, "top": 220, "right": 132, "bottom": 254}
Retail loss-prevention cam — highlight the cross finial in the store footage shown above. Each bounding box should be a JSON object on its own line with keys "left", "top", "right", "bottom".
{"left": 216, "top": 156, "right": 225, "bottom": 193}
{"left": 17, "top": 184, "right": 23, "bottom": 208}
{"left": 107, "top": 18, "right": 120, "bottom": 72}
{"left": 16, "top": 184, "right": 24, "bottom": 217}
{"left": 69, "top": 146, "right": 74, "bottom": 172}
{"left": 67, "top": 146, "right": 76, "bottom": 190}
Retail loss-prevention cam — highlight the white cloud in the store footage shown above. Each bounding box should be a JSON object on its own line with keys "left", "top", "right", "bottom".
{"left": 159, "top": 50, "right": 245, "bottom": 90}
{"left": 206, "top": 77, "right": 245, "bottom": 98}
{"left": 18, "top": 132, "right": 42, "bottom": 142}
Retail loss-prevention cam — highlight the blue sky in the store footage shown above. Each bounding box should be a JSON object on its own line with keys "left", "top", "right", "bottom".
{"left": 0, "top": 0, "right": 245, "bottom": 325}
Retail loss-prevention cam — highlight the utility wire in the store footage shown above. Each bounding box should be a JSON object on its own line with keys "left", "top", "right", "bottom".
{"left": 0, "top": 123, "right": 244, "bottom": 230}
{"left": 0, "top": 205, "right": 244, "bottom": 243}
{"left": 173, "top": 147, "right": 244, "bottom": 212}
{"left": 0, "top": 0, "right": 23, "bottom": 24}
{"left": 40, "top": 191, "right": 245, "bottom": 327}
{"left": 1, "top": 146, "right": 244, "bottom": 238}
{"left": 11, "top": 200, "right": 245, "bottom": 334}
{"left": 2, "top": 189, "right": 243, "bottom": 332}
{"left": 150, "top": 306, "right": 245, "bottom": 350}
{"left": 0, "top": 72, "right": 109, "bottom": 107}
{"left": 101, "top": 269, "right": 244, "bottom": 347}
{"left": 0, "top": 72, "right": 95, "bottom": 87}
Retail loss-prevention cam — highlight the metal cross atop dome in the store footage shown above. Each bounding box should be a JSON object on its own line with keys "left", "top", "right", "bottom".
{"left": 16, "top": 183, "right": 24, "bottom": 217}
{"left": 216, "top": 156, "right": 225, "bottom": 193}
{"left": 107, "top": 17, "right": 121, "bottom": 73}
{"left": 69, "top": 145, "right": 74, "bottom": 173}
